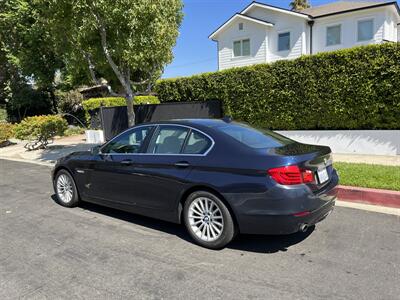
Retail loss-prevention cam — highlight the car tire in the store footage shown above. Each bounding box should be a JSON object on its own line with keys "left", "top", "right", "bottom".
{"left": 54, "top": 169, "right": 80, "bottom": 208}
{"left": 183, "top": 191, "right": 236, "bottom": 249}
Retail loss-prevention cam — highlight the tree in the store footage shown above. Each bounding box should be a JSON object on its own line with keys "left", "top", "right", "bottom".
{"left": 0, "top": 0, "right": 65, "bottom": 113}
{"left": 48, "top": 0, "right": 183, "bottom": 126}
{"left": 0, "top": 49, "right": 10, "bottom": 106}
{"left": 290, "top": 0, "right": 311, "bottom": 11}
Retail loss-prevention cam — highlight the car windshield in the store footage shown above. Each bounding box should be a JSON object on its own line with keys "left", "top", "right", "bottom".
{"left": 216, "top": 122, "right": 294, "bottom": 149}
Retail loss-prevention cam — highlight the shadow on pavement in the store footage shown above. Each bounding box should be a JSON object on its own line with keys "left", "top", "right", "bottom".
{"left": 228, "top": 228, "right": 314, "bottom": 253}
{"left": 51, "top": 195, "right": 314, "bottom": 253}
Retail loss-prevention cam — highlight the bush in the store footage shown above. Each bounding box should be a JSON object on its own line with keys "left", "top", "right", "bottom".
{"left": 56, "top": 89, "right": 84, "bottom": 111}
{"left": 57, "top": 90, "right": 84, "bottom": 113}
{"left": 155, "top": 43, "right": 400, "bottom": 130}
{"left": 14, "top": 115, "right": 68, "bottom": 150}
{"left": 6, "top": 86, "right": 54, "bottom": 123}
{"left": 0, "top": 122, "right": 14, "bottom": 143}
{"left": 56, "top": 90, "right": 86, "bottom": 126}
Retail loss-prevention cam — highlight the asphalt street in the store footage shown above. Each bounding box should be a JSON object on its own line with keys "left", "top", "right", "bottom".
{"left": 0, "top": 159, "right": 399, "bottom": 299}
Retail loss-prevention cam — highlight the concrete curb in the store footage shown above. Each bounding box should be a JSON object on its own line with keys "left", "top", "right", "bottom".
{"left": 338, "top": 185, "right": 400, "bottom": 209}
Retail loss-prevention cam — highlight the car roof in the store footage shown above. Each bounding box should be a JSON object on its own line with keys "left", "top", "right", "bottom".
{"left": 139, "top": 118, "right": 230, "bottom": 128}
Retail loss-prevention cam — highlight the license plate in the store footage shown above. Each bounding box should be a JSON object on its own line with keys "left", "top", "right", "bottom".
{"left": 317, "top": 168, "right": 329, "bottom": 184}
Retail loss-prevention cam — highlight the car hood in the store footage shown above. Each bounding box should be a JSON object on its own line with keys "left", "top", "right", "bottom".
{"left": 57, "top": 150, "right": 91, "bottom": 164}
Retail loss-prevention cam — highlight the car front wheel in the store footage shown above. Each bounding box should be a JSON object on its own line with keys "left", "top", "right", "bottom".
{"left": 54, "top": 170, "right": 80, "bottom": 207}
{"left": 184, "top": 191, "right": 236, "bottom": 249}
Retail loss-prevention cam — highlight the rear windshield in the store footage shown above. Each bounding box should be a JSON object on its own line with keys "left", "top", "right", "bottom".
{"left": 216, "top": 123, "right": 294, "bottom": 149}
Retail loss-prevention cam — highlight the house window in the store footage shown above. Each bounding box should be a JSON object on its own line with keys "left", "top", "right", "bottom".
{"left": 358, "top": 19, "right": 374, "bottom": 41}
{"left": 278, "top": 32, "right": 291, "bottom": 51}
{"left": 326, "top": 25, "right": 341, "bottom": 46}
{"left": 238, "top": 23, "right": 244, "bottom": 31}
{"left": 233, "top": 39, "right": 250, "bottom": 57}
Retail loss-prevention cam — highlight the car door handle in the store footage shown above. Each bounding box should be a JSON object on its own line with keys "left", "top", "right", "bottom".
{"left": 120, "top": 159, "right": 134, "bottom": 166}
{"left": 175, "top": 161, "right": 190, "bottom": 168}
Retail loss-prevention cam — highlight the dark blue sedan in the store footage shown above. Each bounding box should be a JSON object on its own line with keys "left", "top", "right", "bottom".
{"left": 52, "top": 119, "right": 338, "bottom": 249}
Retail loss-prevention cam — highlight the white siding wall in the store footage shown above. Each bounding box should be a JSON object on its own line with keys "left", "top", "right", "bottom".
{"left": 312, "top": 8, "right": 387, "bottom": 54}
{"left": 217, "top": 19, "right": 267, "bottom": 70}
{"left": 384, "top": 9, "right": 395, "bottom": 41}
{"left": 246, "top": 8, "right": 308, "bottom": 62}
{"left": 386, "top": 9, "right": 400, "bottom": 42}
{"left": 398, "top": 24, "right": 400, "bottom": 42}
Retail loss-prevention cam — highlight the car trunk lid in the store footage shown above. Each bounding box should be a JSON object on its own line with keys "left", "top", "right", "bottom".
{"left": 266, "top": 143, "right": 334, "bottom": 191}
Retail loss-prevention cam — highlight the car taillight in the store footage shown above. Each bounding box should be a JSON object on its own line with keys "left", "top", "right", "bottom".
{"left": 268, "top": 165, "right": 315, "bottom": 185}
{"left": 302, "top": 169, "right": 314, "bottom": 183}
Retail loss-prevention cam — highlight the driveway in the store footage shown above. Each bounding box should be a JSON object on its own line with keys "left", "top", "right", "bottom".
{"left": 0, "top": 159, "right": 399, "bottom": 299}
{"left": 0, "top": 135, "right": 97, "bottom": 165}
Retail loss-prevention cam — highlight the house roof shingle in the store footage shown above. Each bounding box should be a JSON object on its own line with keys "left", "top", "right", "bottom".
{"left": 301, "top": 1, "right": 399, "bottom": 18}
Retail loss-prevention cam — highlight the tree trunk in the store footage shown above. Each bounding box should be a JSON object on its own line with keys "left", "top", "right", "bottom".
{"left": 94, "top": 13, "right": 135, "bottom": 127}
{"left": 126, "top": 93, "right": 135, "bottom": 127}
{"left": 50, "top": 89, "right": 58, "bottom": 114}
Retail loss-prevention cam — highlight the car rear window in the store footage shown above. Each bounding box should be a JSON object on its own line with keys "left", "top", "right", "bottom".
{"left": 216, "top": 123, "right": 294, "bottom": 149}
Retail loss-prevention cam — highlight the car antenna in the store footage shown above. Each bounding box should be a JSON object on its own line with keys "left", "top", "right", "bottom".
{"left": 222, "top": 116, "right": 233, "bottom": 123}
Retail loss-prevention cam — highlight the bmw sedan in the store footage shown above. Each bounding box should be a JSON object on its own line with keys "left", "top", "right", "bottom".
{"left": 52, "top": 119, "right": 338, "bottom": 249}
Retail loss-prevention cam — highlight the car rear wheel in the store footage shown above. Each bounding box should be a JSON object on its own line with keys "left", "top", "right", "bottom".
{"left": 54, "top": 170, "right": 79, "bottom": 207}
{"left": 184, "top": 191, "right": 236, "bottom": 249}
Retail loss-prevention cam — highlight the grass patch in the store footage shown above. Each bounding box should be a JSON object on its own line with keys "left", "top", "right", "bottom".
{"left": 64, "top": 126, "right": 86, "bottom": 136}
{"left": 334, "top": 162, "right": 400, "bottom": 191}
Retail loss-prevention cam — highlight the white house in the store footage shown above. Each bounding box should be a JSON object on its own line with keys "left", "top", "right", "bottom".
{"left": 209, "top": 1, "right": 400, "bottom": 70}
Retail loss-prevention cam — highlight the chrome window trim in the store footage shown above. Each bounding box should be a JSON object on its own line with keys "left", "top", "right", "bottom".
{"left": 99, "top": 124, "right": 155, "bottom": 155}
{"left": 99, "top": 123, "right": 215, "bottom": 157}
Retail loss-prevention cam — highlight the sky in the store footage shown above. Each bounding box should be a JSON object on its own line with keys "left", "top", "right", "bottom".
{"left": 162, "top": 0, "right": 400, "bottom": 78}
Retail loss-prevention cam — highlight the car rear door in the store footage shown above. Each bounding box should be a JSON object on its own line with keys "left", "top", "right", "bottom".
{"left": 128, "top": 125, "right": 194, "bottom": 211}
{"left": 131, "top": 125, "right": 215, "bottom": 211}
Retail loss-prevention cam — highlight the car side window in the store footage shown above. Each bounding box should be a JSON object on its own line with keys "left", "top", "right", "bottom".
{"left": 147, "top": 126, "right": 189, "bottom": 154}
{"left": 101, "top": 126, "right": 153, "bottom": 154}
{"left": 182, "top": 130, "right": 212, "bottom": 155}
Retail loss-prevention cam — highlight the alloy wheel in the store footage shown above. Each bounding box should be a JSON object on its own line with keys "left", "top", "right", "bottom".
{"left": 56, "top": 174, "right": 74, "bottom": 203}
{"left": 188, "top": 197, "right": 224, "bottom": 242}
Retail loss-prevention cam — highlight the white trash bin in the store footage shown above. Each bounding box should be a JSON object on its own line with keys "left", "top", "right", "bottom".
{"left": 85, "top": 130, "right": 105, "bottom": 144}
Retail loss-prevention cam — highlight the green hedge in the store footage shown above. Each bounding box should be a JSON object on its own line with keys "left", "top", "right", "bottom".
{"left": 155, "top": 43, "right": 400, "bottom": 130}
{"left": 82, "top": 96, "right": 160, "bottom": 112}
{"left": 82, "top": 97, "right": 126, "bottom": 111}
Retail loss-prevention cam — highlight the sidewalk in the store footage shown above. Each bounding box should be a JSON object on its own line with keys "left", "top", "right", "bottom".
{"left": 333, "top": 153, "right": 400, "bottom": 166}
{"left": 0, "top": 134, "right": 97, "bottom": 165}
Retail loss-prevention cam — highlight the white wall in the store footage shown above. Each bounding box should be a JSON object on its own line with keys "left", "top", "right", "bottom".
{"left": 385, "top": 8, "right": 400, "bottom": 42}
{"left": 277, "top": 130, "right": 400, "bottom": 156}
{"left": 246, "top": 7, "right": 308, "bottom": 62}
{"left": 312, "top": 7, "right": 387, "bottom": 54}
{"left": 217, "top": 19, "right": 267, "bottom": 70}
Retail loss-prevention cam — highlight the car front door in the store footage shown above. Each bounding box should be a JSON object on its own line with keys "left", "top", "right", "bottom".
{"left": 85, "top": 125, "right": 155, "bottom": 206}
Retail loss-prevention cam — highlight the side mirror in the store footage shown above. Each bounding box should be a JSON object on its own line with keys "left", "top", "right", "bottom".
{"left": 91, "top": 145, "right": 101, "bottom": 155}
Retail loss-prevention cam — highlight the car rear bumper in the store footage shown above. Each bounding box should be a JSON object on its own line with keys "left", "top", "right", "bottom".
{"left": 236, "top": 199, "right": 335, "bottom": 235}
{"left": 223, "top": 170, "right": 339, "bottom": 235}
